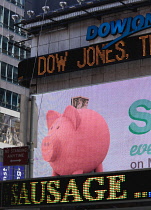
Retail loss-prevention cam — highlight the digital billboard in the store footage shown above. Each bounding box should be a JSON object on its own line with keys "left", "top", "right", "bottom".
{"left": 34, "top": 75, "right": 151, "bottom": 177}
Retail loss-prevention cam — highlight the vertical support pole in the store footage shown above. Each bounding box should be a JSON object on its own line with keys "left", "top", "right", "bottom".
{"left": 29, "top": 95, "right": 35, "bottom": 178}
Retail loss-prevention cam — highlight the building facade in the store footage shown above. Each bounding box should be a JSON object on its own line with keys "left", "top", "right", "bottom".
{"left": 0, "top": 0, "right": 30, "bottom": 180}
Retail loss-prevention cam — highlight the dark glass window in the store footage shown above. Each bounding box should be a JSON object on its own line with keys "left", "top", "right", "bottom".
{"left": 1, "top": 6, "right": 26, "bottom": 34}
{"left": 26, "top": 50, "right": 30, "bottom": 58}
{"left": 15, "top": 25, "right": 20, "bottom": 34}
{"left": 8, "top": 42, "right": 13, "bottom": 56}
{"left": 12, "top": 93, "right": 18, "bottom": 111}
{"left": 7, "top": 65, "right": 13, "bottom": 82}
{"left": 11, "top": 0, "right": 16, "bottom": 4}
{"left": 0, "top": 6, "right": 3, "bottom": 26}
{"left": 16, "top": 0, "right": 25, "bottom": 8}
{"left": 13, "top": 67, "right": 18, "bottom": 84}
{"left": 3, "top": 8, "right": 9, "bottom": 28}
{"left": 2, "top": 36, "right": 8, "bottom": 54}
{"left": 0, "top": 89, "right": 5, "bottom": 107}
{"left": 20, "top": 48, "right": 25, "bottom": 60}
{"left": 14, "top": 45, "right": 20, "bottom": 59}
{"left": 0, "top": 62, "right": 18, "bottom": 84}
{"left": 5, "top": 0, "right": 24, "bottom": 8}
{"left": 9, "top": 11, "right": 15, "bottom": 31}
{"left": 1, "top": 35, "right": 30, "bottom": 59}
{"left": 0, "top": 35, "right": 2, "bottom": 52}
{"left": 6, "top": 91, "right": 12, "bottom": 109}
{"left": 1, "top": 62, "right": 7, "bottom": 79}
{"left": 0, "top": 88, "right": 20, "bottom": 112}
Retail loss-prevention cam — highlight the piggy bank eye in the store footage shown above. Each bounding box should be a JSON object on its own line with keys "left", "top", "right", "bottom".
{"left": 51, "top": 126, "right": 53, "bottom": 130}
{"left": 56, "top": 126, "right": 60, "bottom": 129}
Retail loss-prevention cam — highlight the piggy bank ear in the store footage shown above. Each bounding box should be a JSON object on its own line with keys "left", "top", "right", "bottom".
{"left": 63, "top": 105, "right": 81, "bottom": 130}
{"left": 46, "top": 110, "right": 61, "bottom": 129}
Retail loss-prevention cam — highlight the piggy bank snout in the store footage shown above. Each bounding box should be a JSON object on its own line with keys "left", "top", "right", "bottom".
{"left": 42, "top": 136, "right": 51, "bottom": 147}
{"left": 41, "top": 136, "right": 58, "bottom": 162}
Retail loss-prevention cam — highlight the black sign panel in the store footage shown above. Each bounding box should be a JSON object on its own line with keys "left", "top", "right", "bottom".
{"left": 2, "top": 169, "right": 151, "bottom": 208}
{"left": 18, "top": 34, "right": 151, "bottom": 87}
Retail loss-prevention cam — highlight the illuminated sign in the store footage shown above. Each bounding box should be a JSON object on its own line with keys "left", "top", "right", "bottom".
{"left": 0, "top": 163, "right": 13, "bottom": 181}
{"left": 18, "top": 33, "right": 151, "bottom": 86}
{"left": 2, "top": 169, "right": 151, "bottom": 208}
{"left": 13, "top": 166, "right": 25, "bottom": 180}
{"left": 34, "top": 76, "right": 151, "bottom": 178}
{"left": 86, "top": 13, "right": 151, "bottom": 49}
{"left": 0, "top": 162, "right": 25, "bottom": 181}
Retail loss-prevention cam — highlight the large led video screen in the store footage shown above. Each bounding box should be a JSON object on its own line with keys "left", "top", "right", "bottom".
{"left": 34, "top": 76, "right": 151, "bottom": 177}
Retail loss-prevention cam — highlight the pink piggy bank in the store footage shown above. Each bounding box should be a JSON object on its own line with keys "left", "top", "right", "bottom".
{"left": 41, "top": 105, "right": 110, "bottom": 176}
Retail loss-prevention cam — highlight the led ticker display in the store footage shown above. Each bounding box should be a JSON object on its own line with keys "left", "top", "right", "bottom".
{"left": 18, "top": 33, "right": 151, "bottom": 87}
{"left": 2, "top": 169, "right": 151, "bottom": 208}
